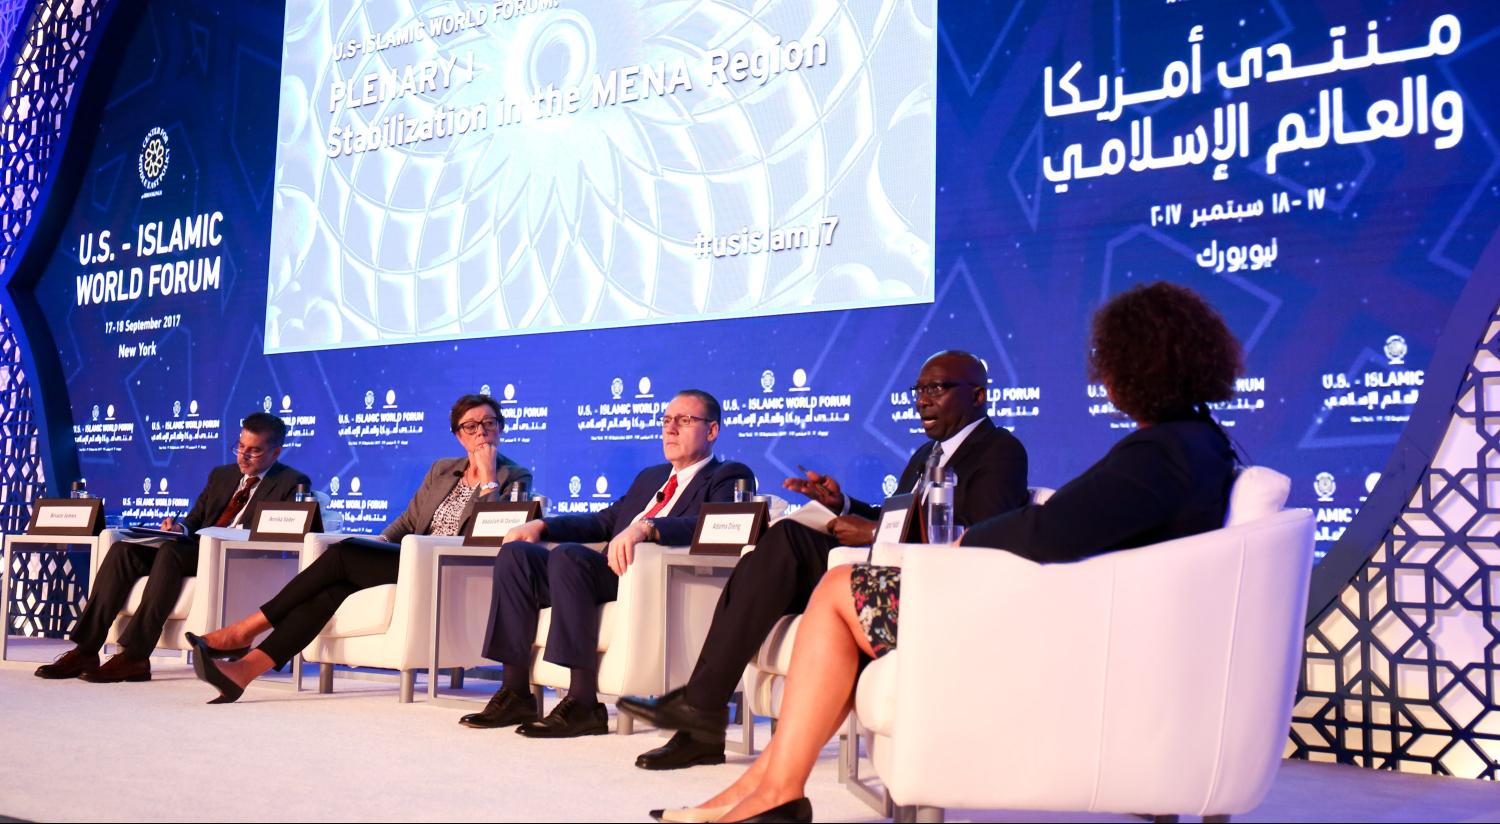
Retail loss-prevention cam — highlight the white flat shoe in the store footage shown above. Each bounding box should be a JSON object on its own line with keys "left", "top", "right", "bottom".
{"left": 648, "top": 804, "right": 734, "bottom": 822}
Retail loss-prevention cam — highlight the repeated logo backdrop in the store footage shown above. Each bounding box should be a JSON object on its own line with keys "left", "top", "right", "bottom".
{"left": 29, "top": 0, "right": 1500, "bottom": 562}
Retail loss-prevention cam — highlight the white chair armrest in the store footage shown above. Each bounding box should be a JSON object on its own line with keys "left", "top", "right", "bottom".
{"left": 299, "top": 532, "right": 369, "bottom": 570}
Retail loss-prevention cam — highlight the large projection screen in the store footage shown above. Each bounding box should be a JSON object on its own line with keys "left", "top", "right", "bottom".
{"left": 266, "top": 0, "right": 938, "bottom": 353}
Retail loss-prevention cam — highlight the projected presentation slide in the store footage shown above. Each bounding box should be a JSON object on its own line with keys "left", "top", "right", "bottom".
{"left": 265, "top": 0, "right": 937, "bottom": 353}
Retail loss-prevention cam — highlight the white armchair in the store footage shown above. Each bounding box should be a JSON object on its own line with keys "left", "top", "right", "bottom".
{"left": 299, "top": 533, "right": 495, "bottom": 702}
{"left": 530, "top": 542, "right": 669, "bottom": 733}
{"left": 102, "top": 528, "right": 242, "bottom": 658}
{"left": 852, "top": 505, "right": 1313, "bottom": 821}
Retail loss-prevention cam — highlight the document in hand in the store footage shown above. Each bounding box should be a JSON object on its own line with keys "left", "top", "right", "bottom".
{"left": 771, "top": 500, "right": 839, "bottom": 534}
{"left": 122, "top": 526, "right": 191, "bottom": 541}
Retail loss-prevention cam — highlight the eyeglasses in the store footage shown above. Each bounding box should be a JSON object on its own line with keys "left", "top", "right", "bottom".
{"left": 456, "top": 417, "right": 501, "bottom": 435}
{"left": 660, "top": 414, "right": 712, "bottom": 429}
{"left": 234, "top": 446, "right": 269, "bottom": 459}
{"left": 909, "top": 381, "right": 976, "bottom": 399}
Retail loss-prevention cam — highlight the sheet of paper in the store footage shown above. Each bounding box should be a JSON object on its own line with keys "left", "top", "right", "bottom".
{"left": 771, "top": 500, "right": 838, "bottom": 534}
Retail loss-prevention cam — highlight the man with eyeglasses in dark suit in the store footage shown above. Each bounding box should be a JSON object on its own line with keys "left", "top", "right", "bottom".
{"left": 460, "top": 388, "right": 755, "bottom": 738}
{"left": 618, "top": 351, "right": 1029, "bottom": 769}
{"left": 34, "top": 412, "right": 314, "bottom": 684}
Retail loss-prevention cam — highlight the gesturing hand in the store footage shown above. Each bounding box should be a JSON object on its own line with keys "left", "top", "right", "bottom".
{"left": 783, "top": 468, "right": 843, "bottom": 509}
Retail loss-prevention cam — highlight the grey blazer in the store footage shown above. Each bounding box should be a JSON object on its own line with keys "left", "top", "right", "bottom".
{"left": 379, "top": 454, "right": 533, "bottom": 542}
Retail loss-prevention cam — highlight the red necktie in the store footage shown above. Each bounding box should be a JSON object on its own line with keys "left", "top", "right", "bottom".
{"left": 213, "top": 475, "right": 261, "bottom": 527}
{"left": 641, "top": 474, "right": 679, "bottom": 520}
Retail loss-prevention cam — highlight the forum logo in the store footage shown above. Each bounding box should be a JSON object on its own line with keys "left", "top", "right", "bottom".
{"left": 882, "top": 474, "right": 900, "bottom": 497}
{"left": 568, "top": 475, "right": 582, "bottom": 498}
{"left": 760, "top": 370, "right": 775, "bottom": 393}
{"left": 138, "top": 127, "right": 169, "bottom": 192}
{"left": 1384, "top": 334, "right": 1408, "bottom": 366}
{"left": 1314, "top": 472, "right": 1337, "bottom": 502}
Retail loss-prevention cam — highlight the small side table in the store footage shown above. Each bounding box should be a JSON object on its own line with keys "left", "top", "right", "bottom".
{"left": 427, "top": 544, "right": 501, "bottom": 707}
{"left": 215, "top": 538, "right": 307, "bottom": 691}
{"left": 0, "top": 532, "right": 105, "bottom": 662}
{"left": 659, "top": 550, "right": 752, "bottom": 752}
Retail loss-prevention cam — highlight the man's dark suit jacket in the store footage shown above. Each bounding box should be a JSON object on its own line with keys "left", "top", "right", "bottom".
{"left": 181, "top": 461, "right": 316, "bottom": 534}
{"left": 543, "top": 457, "right": 756, "bottom": 547}
{"left": 961, "top": 417, "right": 1236, "bottom": 562}
{"left": 847, "top": 417, "right": 1029, "bottom": 527}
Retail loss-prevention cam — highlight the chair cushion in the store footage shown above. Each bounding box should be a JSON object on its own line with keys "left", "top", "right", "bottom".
{"left": 1224, "top": 466, "right": 1291, "bottom": 526}
{"left": 124, "top": 577, "right": 195, "bottom": 620}
{"left": 854, "top": 652, "right": 898, "bottom": 735}
{"left": 755, "top": 615, "right": 801, "bottom": 675}
{"left": 324, "top": 583, "right": 398, "bottom": 637}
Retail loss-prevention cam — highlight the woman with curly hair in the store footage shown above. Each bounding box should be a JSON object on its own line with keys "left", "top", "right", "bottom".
{"left": 649, "top": 282, "right": 1243, "bottom": 823}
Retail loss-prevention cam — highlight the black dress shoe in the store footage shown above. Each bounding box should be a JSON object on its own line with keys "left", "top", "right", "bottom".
{"left": 185, "top": 631, "right": 250, "bottom": 661}
{"left": 192, "top": 645, "right": 245, "bottom": 704}
{"left": 81, "top": 653, "right": 151, "bottom": 683}
{"left": 34, "top": 648, "right": 99, "bottom": 679}
{"left": 459, "top": 688, "right": 539, "bottom": 729}
{"left": 636, "top": 730, "right": 727, "bottom": 770}
{"left": 516, "top": 695, "right": 608, "bottom": 738}
{"left": 618, "top": 687, "right": 728, "bottom": 735}
{"left": 737, "top": 798, "right": 813, "bottom": 823}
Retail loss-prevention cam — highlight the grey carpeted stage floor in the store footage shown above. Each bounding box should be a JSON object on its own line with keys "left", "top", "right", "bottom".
{"left": 1, "top": 639, "right": 1496, "bottom": 823}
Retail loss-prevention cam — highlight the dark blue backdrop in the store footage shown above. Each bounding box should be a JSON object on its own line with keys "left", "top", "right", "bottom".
{"left": 26, "top": 0, "right": 1500, "bottom": 560}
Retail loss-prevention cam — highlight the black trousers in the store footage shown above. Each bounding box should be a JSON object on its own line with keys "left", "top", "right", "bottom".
{"left": 683, "top": 520, "right": 837, "bottom": 711}
{"left": 71, "top": 539, "right": 198, "bottom": 660}
{"left": 256, "top": 543, "right": 399, "bottom": 668}
{"left": 481, "top": 541, "right": 618, "bottom": 673}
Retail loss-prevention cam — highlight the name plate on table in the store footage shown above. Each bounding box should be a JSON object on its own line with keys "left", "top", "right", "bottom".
{"left": 27, "top": 498, "right": 105, "bottom": 536}
{"left": 465, "top": 501, "right": 543, "bottom": 546}
{"left": 874, "top": 493, "right": 921, "bottom": 545}
{"left": 248, "top": 502, "right": 319, "bottom": 542}
{"left": 690, "top": 502, "right": 769, "bottom": 556}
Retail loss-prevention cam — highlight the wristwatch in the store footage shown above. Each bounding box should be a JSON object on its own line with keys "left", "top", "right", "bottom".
{"left": 478, "top": 481, "right": 500, "bottom": 494}
{"left": 640, "top": 518, "right": 659, "bottom": 541}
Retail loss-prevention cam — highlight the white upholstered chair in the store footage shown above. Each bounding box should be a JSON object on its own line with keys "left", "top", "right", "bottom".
{"left": 847, "top": 468, "right": 1309, "bottom": 822}
{"left": 103, "top": 493, "right": 339, "bottom": 660}
{"left": 529, "top": 541, "right": 671, "bottom": 733}
{"left": 299, "top": 532, "right": 494, "bottom": 702}
{"left": 102, "top": 528, "right": 242, "bottom": 658}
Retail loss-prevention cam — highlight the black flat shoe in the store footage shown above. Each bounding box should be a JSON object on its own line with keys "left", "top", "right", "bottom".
{"left": 185, "top": 631, "right": 250, "bottom": 661}
{"left": 735, "top": 798, "right": 812, "bottom": 823}
{"left": 192, "top": 647, "right": 246, "bottom": 705}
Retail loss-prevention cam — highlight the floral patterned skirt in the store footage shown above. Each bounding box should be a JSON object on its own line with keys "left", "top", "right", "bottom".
{"left": 849, "top": 564, "right": 902, "bottom": 658}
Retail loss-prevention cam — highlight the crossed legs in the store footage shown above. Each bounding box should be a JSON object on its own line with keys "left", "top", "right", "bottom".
{"left": 687, "top": 564, "right": 873, "bottom": 821}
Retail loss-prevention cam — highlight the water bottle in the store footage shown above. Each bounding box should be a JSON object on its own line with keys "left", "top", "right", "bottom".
{"left": 70, "top": 479, "right": 90, "bottom": 499}
{"left": 733, "top": 478, "right": 753, "bottom": 503}
{"left": 508, "top": 480, "right": 528, "bottom": 502}
{"left": 924, "top": 466, "right": 958, "bottom": 544}
{"left": 293, "top": 483, "right": 310, "bottom": 503}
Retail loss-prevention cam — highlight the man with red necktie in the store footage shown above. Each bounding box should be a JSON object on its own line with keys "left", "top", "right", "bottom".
{"left": 460, "top": 389, "right": 755, "bottom": 738}
{"left": 34, "top": 412, "right": 314, "bottom": 684}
